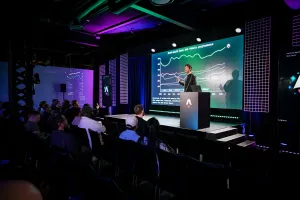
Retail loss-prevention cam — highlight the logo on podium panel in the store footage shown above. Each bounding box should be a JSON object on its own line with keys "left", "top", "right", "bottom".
{"left": 186, "top": 99, "right": 192, "bottom": 108}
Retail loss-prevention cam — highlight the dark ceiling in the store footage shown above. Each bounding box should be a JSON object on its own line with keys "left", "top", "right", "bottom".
{"left": 3, "top": 0, "right": 276, "bottom": 66}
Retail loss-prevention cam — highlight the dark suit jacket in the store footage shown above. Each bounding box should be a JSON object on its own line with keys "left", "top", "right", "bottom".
{"left": 136, "top": 116, "right": 148, "bottom": 137}
{"left": 179, "top": 74, "right": 197, "bottom": 92}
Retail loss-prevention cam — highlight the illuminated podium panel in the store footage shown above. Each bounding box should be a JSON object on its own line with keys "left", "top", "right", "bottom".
{"left": 180, "top": 92, "right": 210, "bottom": 130}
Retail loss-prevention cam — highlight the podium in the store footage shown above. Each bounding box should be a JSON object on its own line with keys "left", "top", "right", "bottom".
{"left": 180, "top": 92, "right": 210, "bottom": 130}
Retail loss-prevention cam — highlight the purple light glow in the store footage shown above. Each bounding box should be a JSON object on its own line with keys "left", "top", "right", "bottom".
{"left": 33, "top": 66, "right": 94, "bottom": 108}
{"left": 83, "top": 8, "right": 141, "bottom": 33}
{"left": 285, "top": 0, "right": 300, "bottom": 10}
{"left": 104, "top": 17, "right": 163, "bottom": 34}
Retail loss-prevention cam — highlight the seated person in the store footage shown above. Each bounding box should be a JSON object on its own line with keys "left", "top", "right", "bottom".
{"left": 119, "top": 116, "right": 141, "bottom": 142}
{"left": 0, "top": 180, "right": 42, "bottom": 200}
{"left": 71, "top": 107, "right": 82, "bottom": 126}
{"left": 25, "top": 111, "right": 48, "bottom": 141}
{"left": 25, "top": 111, "right": 41, "bottom": 133}
{"left": 78, "top": 111, "right": 106, "bottom": 148}
{"left": 134, "top": 104, "right": 148, "bottom": 137}
{"left": 143, "top": 117, "right": 174, "bottom": 153}
{"left": 50, "top": 114, "right": 79, "bottom": 154}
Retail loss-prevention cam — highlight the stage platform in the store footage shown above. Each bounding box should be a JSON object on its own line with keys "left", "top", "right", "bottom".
{"left": 105, "top": 114, "right": 254, "bottom": 147}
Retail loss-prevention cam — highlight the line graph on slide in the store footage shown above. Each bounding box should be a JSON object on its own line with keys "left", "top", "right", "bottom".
{"left": 157, "top": 44, "right": 230, "bottom": 92}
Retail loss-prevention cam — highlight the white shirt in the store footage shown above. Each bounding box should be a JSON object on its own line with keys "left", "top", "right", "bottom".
{"left": 78, "top": 116, "right": 106, "bottom": 149}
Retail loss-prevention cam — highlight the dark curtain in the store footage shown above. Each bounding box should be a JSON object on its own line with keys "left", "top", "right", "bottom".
{"left": 128, "top": 56, "right": 151, "bottom": 114}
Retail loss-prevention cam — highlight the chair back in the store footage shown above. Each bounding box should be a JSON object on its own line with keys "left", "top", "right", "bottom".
{"left": 176, "top": 133, "right": 200, "bottom": 158}
{"left": 185, "top": 157, "right": 227, "bottom": 196}
{"left": 89, "top": 129, "right": 102, "bottom": 155}
{"left": 200, "top": 138, "right": 230, "bottom": 166}
{"left": 135, "top": 145, "right": 159, "bottom": 185}
{"left": 157, "top": 150, "right": 187, "bottom": 196}
{"left": 101, "top": 133, "right": 118, "bottom": 164}
{"left": 70, "top": 125, "right": 90, "bottom": 148}
{"left": 117, "top": 139, "right": 140, "bottom": 173}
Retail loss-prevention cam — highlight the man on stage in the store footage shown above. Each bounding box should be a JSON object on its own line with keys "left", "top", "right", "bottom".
{"left": 177, "top": 64, "right": 197, "bottom": 92}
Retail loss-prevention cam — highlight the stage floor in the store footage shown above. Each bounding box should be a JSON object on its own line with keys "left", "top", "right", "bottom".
{"left": 105, "top": 114, "right": 239, "bottom": 133}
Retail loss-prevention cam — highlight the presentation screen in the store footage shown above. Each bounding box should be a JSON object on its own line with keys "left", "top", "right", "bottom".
{"left": 151, "top": 35, "right": 244, "bottom": 110}
{"left": 278, "top": 49, "right": 300, "bottom": 121}
{"left": 33, "top": 66, "right": 94, "bottom": 108}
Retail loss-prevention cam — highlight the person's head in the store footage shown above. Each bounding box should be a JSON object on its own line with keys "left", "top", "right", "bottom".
{"left": 147, "top": 117, "right": 160, "bottom": 135}
{"left": 62, "top": 100, "right": 70, "bottom": 108}
{"left": 232, "top": 70, "right": 239, "bottom": 80}
{"left": 81, "top": 105, "right": 93, "bottom": 118}
{"left": 52, "top": 114, "right": 68, "bottom": 130}
{"left": 147, "top": 117, "right": 160, "bottom": 149}
{"left": 134, "top": 104, "right": 144, "bottom": 117}
{"left": 28, "top": 111, "right": 41, "bottom": 123}
{"left": 74, "top": 107, "right": 81, "bottom": 117}
{"left": 44, "top": 104, "right": 50, "bottom": 112}
{"left": 0, "top": 180, "right": 42, "bottom": 200}
{"left": 71, "top": 100, "right": 79, "bottom": 108}
{"left": 185, "top": 64, "right": 192, "bottom": 74}
{"left": 125, "top": 116, "right": 138, "bottom": 130}
{"left": 51, "top": 99, "right": 59, "bottom": 110}
{"left": 38, "top": 101, "right": 46, "bottom": 109}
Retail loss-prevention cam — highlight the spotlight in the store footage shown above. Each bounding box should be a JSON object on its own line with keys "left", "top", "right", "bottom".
{"left": 172, "top": 43, "right": 176, "bottom": 47}
{"left": 196, "top": 38, "right": 201, "bottom": 42}
{"left": 151, "top": 49, "right": 156, "bottom": 52}
{"left": 96, "top": 35, "right": 100, "bottom": 40}
{"left": 235, "top": 28, "right": 242, "bottom": 33}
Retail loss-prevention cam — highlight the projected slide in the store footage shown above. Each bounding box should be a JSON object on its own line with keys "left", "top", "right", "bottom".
{"left": 151, "top": 35, "right": 244, "bottom": 109}
{"left": 33, "top": 66, "right": 93, "bottom": 108}
{"left": 278, "top": 49, "right": 300, "bottom": 120}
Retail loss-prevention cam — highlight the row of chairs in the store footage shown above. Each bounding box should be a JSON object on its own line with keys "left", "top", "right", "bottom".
{"left": 69, "top": 121, "right": 300, "bottom": 193}
{"left": 100, "top": 122, "right": 300, "bottom": 191}
{"left": 98, "top": 134, "right": 228, "bottom": 198}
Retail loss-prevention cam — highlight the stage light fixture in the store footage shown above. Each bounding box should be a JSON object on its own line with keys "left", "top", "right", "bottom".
{"left": 172, "top": 43, "right": 176, "bottom": 47}
{"left": 151, "top": 49, "right": 156, "bottom": 52}
{"left": 235, "top": 28, "right": 242, "bottom": 33}
{"left": 196, "top": 38, "right": 201, "bottom": 42}
{"left": 96, "top": 35, "right": 100, "bottom": 40}
{"left": 151, "top": 0, "right": 174, "bottom": 6}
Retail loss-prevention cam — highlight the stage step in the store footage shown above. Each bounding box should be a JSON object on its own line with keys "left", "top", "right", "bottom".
{"left": 217, "top": 133, "right": 246, "bottom": 144}
{"left": 206, "top": 127, "right": 237, "bottom": 141}
{"left": 237, "top": 140, "right": 255, "bottom": 147}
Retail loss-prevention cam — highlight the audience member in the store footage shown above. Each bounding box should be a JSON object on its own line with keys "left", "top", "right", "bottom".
{"left": 0, "top": 180, "right": 42, "bottom": 200}
{"left": 61, "top": 100, "right": 70, "bottom": 115}
{"left": 119, "top": 116, "right": 142, "bottom": 142}
{"left": 78, "top": 109, "right": 106, "bottom": 149}
{"left": 145, "top": 117, "right": 174, "bottom": 152}
{"left": 134, "top": 104, "right": 148, "bottom": 137}
{"left": 65, "top": 100, "right": 80, "bottom": 124}
{"left": 50, "top": 99, "right": 59, "bottom": 111}
{"left": 71, "top": 107, "right": 82, "bottom": 126}
{"left": 37, "top": 101, "right": 46, "bottom": 114}
{"left": 50, "top": 114, "right": 79, "bottom": 154}
{"left": 82, "top": 104, "right": 93, "bottom": 118}
{"left": 25, "top": 111, "right": 41, "bottom": 134}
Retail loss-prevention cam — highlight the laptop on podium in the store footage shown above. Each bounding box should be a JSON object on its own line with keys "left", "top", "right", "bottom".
{"left": 191, "top": 85, "right": 202, "bottom": 92}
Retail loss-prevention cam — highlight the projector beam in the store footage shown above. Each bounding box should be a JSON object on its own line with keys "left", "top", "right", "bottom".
{"left": 131, "top": 4, "right": 196, "bottom": 31}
